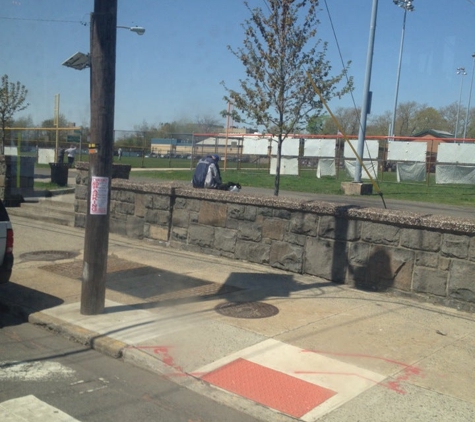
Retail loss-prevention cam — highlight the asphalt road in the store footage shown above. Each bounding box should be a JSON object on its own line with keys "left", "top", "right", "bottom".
{"left": 0, "top": 312, "right": 261, "bottom": 422}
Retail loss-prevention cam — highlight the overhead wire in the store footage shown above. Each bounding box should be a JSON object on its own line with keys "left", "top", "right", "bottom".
{"left": 0, "top": 16, "right": 87, "bottom": 25}
{"left": 321, "top": 0, "right": 384, "bottom": 204}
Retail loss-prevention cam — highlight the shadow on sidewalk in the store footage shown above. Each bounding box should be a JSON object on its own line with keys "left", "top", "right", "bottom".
{"left": 217, "top": 272, "right": 336, "bottom": 304}
{"left": 0, "top": 282, "right": 64, "bottom": 326}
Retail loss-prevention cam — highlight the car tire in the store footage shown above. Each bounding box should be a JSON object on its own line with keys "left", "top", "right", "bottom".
{"left": 0, "top": 267, "right": 12, "bottom": 284}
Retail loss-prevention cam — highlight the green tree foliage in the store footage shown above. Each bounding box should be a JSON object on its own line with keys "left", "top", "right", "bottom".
{"left": 0, "top": 74, "right": 29, "bottom": 153}
{"left": 41, "top": 114, "right": 70, "bottom": 129}
{"left": 222, "top": 0, "right": 353, "bottom": 196}
{"left": 12, "top": 115, "right": 34, "bottom": 128}
{"left": 411, "top": 107, "right": 447, "bottom": 135}
{"left": 306, "top": 114, "right": 329, "bottom": 134}
{"left": 41, "top": 114, "right": 72, "bottom": 144}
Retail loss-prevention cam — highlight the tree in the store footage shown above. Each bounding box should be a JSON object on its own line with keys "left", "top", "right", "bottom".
{"left": 306, "top": 114, "right": 329, "bottom": 134}
{"left": 41, "top": 114, "right": 70, "bottom": 129}
{"left": 411, "top": 107, "right": 446, "bottom": 134}
{"left": 42, "top": 114, "right": 71, "bottom": 145}
{"left": 439, "top": 103, "right": 459, "bottom": 135}
{"left": 195, "top": 115, "right": 222, "bottom": 133}
{"left": 12, "top": 115, "right": 34, "bottom": 128}
{"left": 367, "top": 111, "right": 391, "bottom": 136}
{"left": 465, "top": 107, "right": 475, "bottom": 138}
{"left": 222, "top": 0, "right": 352, "bottom": 196}
{"left": 0, "top": 75, "right": 29, "bottom": 154}
{"left": 11, "top": 115, "right": 35, "bottom": 146}
{"left": 395, "top": 101, "right": 420, "bottom": 136}
{"left": 321, "top": 106, "right": 361, "bottom": 136}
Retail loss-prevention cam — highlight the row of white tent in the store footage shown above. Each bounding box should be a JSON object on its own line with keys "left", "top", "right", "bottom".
{"left": 242, "top": 137, "right": 475, "bottom": 164}
{"left": 252, "top": 138, "right": 475, "bottom": 184}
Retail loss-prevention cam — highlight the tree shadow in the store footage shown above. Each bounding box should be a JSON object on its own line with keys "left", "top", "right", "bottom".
{"left": 351, "top": 247, "right": 395, "bottom": 292}
{"left": 216, "top": 272, "right": 336, "bottom": 304}
{"left": 329, "top": 206, "right": 395, "bottom": 292}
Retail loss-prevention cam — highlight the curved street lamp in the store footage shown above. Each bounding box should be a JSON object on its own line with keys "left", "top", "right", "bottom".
{"left": 455, "top": 67, "right": 467, "bottom": 139}
{"left": 462, "top": 54, "right": 475, "bottom": 139}
{"left": 117, "top": 25, "right": 145, "bottom": 35}
{"left": 62, "top": 25, "right": 145, "bottom": 70}
{"left": 390, "top": 0, "right": 414, "bottom": 138}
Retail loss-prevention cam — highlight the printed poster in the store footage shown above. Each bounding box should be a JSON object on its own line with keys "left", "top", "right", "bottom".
{"left": 90, "top": 176, "right": 109, "bottom": 215}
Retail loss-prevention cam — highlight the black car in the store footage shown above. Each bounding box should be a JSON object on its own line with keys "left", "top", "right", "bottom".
{"left": 0, "top": 199, "right": 14, "bottom": 284}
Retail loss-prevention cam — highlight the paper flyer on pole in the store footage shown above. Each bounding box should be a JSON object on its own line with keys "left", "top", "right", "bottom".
{"left": 90, "top": 176, "right": 109, "bottom": 215}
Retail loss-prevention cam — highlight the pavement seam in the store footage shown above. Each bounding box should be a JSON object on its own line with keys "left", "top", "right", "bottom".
{"left": 28, "top": 312, "right": 126, "bottom": 359}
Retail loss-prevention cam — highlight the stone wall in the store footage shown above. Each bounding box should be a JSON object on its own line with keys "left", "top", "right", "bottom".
{"left": 74, "top": 173, "right": 475, "bottom": 312}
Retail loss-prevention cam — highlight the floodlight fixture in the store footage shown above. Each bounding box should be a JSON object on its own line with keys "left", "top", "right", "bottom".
{"left": 62, "top": 51, "right": 91, "bottom": 70}
{"left": 117, "top": 25, "right": 145, "bottom": 35}
{"left": 62, "top": 24, "right": 144, "bottom": 71}
{"left": 393, "top": 0, "right": 414, "bottom": 12}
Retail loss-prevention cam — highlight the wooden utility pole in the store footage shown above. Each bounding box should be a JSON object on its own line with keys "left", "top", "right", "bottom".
{"left": 81, "top": 0, "right": 117, "bottom": 315}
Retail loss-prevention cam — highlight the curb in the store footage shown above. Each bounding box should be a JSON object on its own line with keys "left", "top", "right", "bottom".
{"left": 121, "top": 347, "right": 293, "bottom": 422}
{"left": 28, "top": 312, "right": 126, "bottom": 359}
{"left": 28, "top": 311, "right": 294, "bottom": 421}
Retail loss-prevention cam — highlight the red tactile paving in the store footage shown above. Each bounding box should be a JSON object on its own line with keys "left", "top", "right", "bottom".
{"left": 201, "top": 358, "right": 336, "bottom": 418}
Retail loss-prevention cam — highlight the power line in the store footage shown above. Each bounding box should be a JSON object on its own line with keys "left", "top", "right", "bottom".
{"left": 322, "top": 0, "right": 358, "bottom": 112}
{"left": 0, "top": 16, "right": 87, "bottom": 25}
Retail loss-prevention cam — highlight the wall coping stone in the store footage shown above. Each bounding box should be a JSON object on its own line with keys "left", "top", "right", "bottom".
{"left": 109, "top": 179, "right": 475, "bottom": 235}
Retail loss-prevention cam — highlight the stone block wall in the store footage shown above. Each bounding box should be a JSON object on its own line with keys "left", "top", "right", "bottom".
{"left": 74, "top": 175, "right": 475, "bottom": 312}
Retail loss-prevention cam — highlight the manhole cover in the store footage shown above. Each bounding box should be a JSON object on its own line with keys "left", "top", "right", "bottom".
{"left": 215, "top": 301, "right": 279, "bottom": 319}
{"left": 19, "top": 250, "right": 79, "bottom": 262}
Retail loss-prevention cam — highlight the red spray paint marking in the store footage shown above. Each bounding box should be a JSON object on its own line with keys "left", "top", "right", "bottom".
{"left": 127, "top": 345, "right": 206, "bottom": 378}
{"left": 129, "top": 345, "right": 184, "bottom": 374}
{"left": 301, "top": 349, "right": 423, "bottom": 394}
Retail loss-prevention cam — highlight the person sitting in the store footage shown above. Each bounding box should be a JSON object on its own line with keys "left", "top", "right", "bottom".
{"left": 192, "top": 154, "right": 223, "bottom": 188}
{"left": 192, "top": 154, "right": 242, "bottom": 191}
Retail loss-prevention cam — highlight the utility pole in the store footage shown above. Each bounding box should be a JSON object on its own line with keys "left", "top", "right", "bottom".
{"left": 81, "top": 0, "right": 117, "bottom": 315}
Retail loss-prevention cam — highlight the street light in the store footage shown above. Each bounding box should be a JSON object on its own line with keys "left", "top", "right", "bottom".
{"left": 390, "top": 0, "right": 414, "bottom": 138}
{"left": 463, "top": 53, "right": 475, "bottom": 139}
{"left": 117, "top": 25, "right": 145, "bottom": 35}
{"left": 455, "top": 67, "right": 467, "bottom": 139}
{"left": 62, "top": 26, "right": 145, "bottom": 71}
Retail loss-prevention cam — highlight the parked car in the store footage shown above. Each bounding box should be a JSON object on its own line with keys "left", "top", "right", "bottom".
{"left": 0, "top": 199, "right": 13, "bottom": 284}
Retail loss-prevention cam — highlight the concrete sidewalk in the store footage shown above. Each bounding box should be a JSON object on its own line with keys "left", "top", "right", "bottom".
{"left": 4, "top": 215, "right": 475, "bottom": 421}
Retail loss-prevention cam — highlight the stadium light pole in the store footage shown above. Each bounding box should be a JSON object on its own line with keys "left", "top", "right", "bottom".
{"left": 454, "top": 67, "right": 467, "bottom": 139}
{"left": 390, "top": 0, "right": 414, "bottom": 138}
{"left": 355, "top": 0, "right": 379, "bottom": 183}
{"left": 462, "top": 53, "right": 475, "bottom": 139}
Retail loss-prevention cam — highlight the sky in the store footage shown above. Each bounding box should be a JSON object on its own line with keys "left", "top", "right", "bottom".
{"left": 1, "top": 0, "right": 475, "bottom": 132}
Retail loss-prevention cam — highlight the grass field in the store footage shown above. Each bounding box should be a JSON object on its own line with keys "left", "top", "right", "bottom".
{"left": 131, "top": 160, "right": 475, "bottom": 207}
{"left": 37, "top": 157, "right": 475, "bottom": 207}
